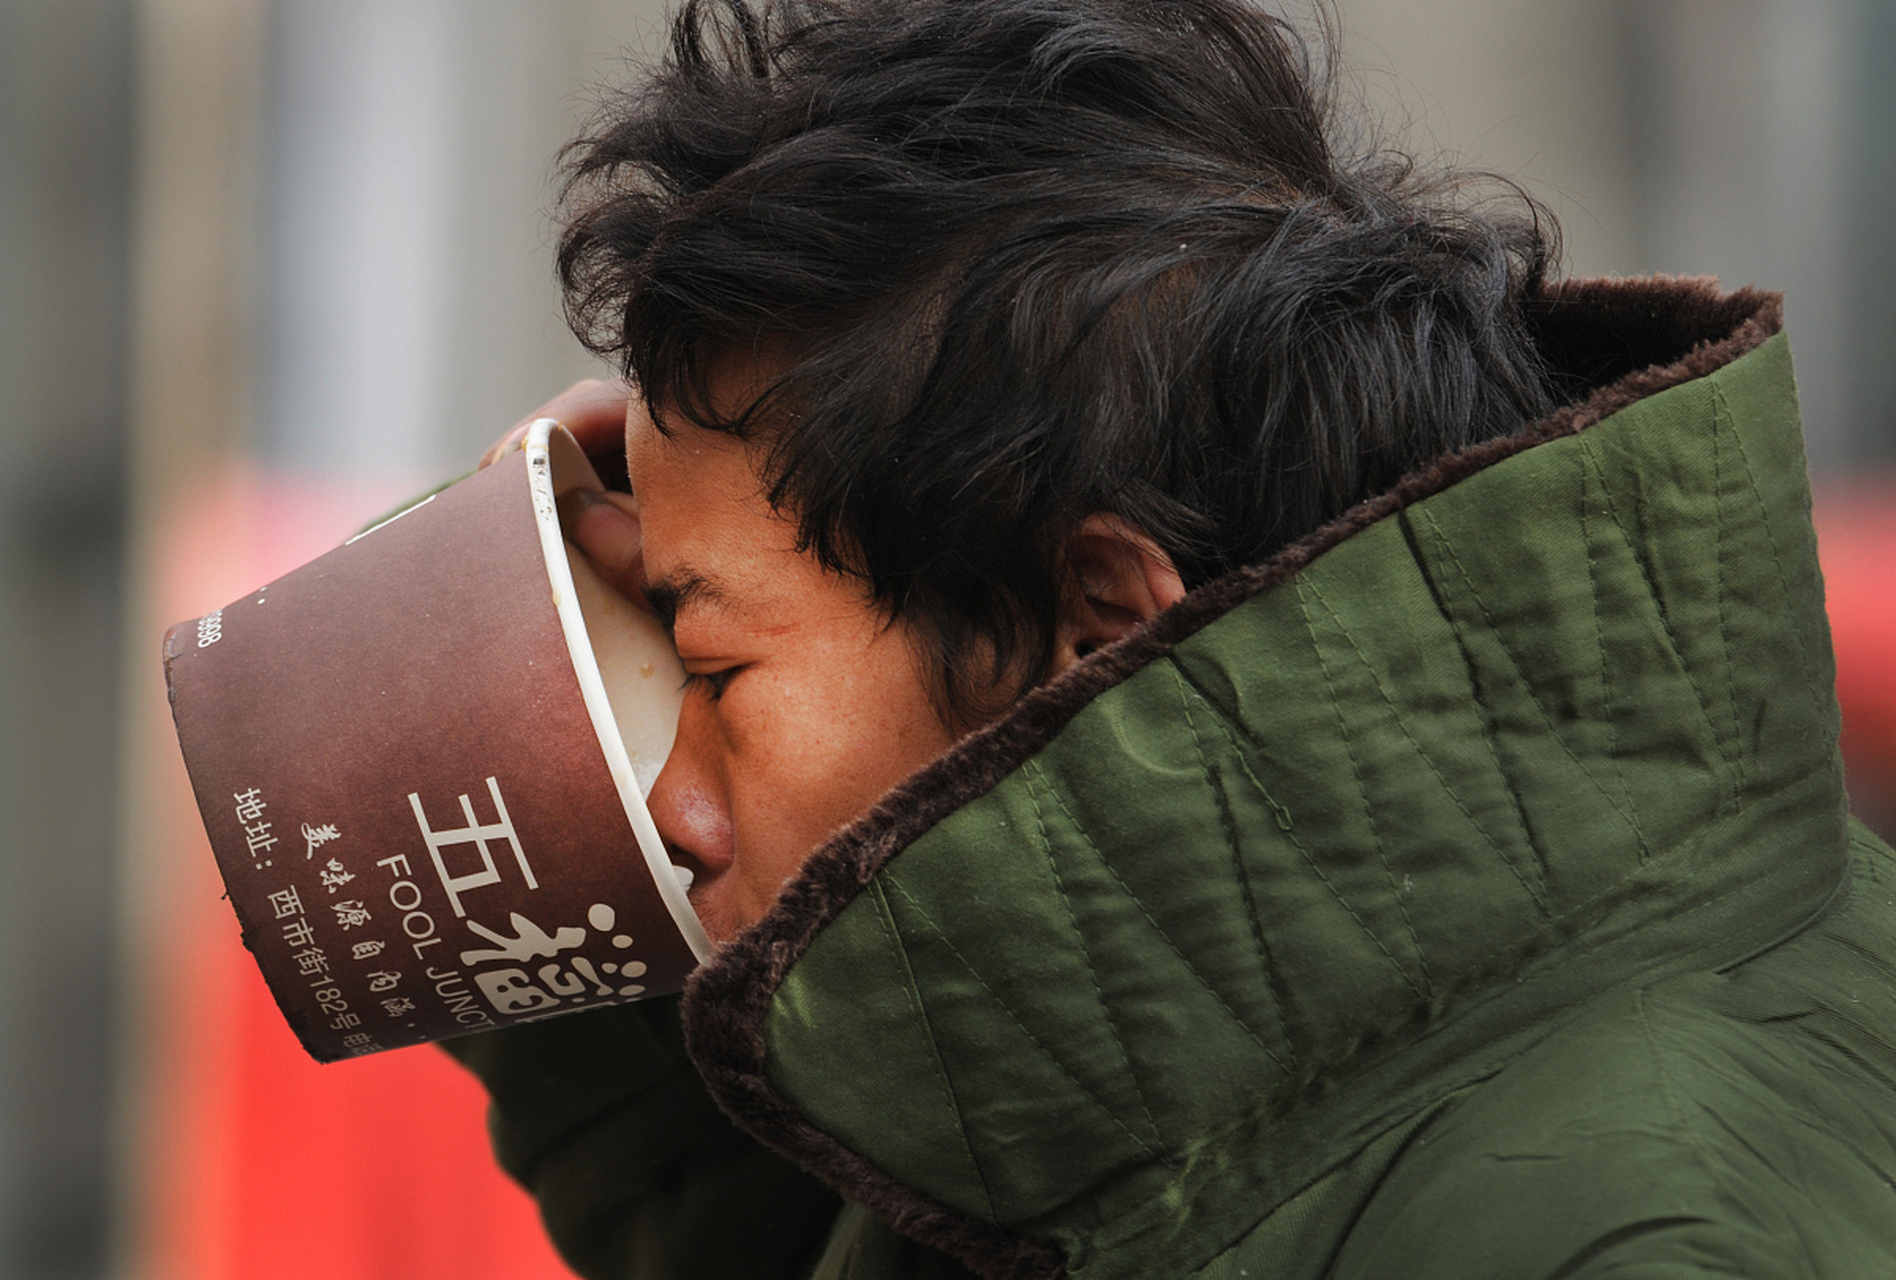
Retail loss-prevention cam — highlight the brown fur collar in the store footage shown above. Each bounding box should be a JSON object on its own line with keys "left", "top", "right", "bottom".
{"left": 682, "top": 276, "right": 1785, "bottom": 1280}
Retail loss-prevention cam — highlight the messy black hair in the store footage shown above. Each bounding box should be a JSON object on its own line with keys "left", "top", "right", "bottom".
{"left": 557, "top": 0, "right": 1559, "bottom": 721}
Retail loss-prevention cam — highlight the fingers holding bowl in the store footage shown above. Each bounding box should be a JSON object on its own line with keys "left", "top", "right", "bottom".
{"left": 482, "top": 378, "right": 634, "bottom": 470}
{"left": 559, "top": 487, "right": 647, "bottom": 605}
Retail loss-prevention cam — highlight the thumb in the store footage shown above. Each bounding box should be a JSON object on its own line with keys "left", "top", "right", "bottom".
{"left": 559, "top": 488, "right": 648, "bottom": 606}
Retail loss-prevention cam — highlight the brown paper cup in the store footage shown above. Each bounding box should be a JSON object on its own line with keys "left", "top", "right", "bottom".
{"left": 164, "top": 420, "right": 711, "bottom": 1063}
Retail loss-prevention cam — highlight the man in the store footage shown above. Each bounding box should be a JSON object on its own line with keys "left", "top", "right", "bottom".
{"left": 449, "top": 1, "right": 1896, "bottom": 1277}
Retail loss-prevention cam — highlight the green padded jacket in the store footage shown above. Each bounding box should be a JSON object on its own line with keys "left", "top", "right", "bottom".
{"left": 447, "top": 277, "right": 1896, "bottom": 1279}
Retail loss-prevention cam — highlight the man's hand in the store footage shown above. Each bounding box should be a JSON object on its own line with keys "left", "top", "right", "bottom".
{"left": 480, "top": 378, "right": 633, "bottom": 469}
{"left": 562, "top": 487, "right": 646, "bottom": 603}
{"left": 486, "top": 379, "right": 648, "bottom": 603}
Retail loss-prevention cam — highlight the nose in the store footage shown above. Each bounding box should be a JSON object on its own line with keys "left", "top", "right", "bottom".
{"left": 643, "top": 698, "right": 735, "bottom": 877}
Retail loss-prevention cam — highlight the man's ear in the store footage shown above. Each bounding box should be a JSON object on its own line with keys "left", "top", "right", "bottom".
{"left": 1049, "top": 514, "right": 1188, "bottom": 677}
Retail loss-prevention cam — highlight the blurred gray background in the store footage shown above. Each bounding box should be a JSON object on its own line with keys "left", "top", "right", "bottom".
{"left": 1, "top": 1, "right": 1892, "bottom": 1276}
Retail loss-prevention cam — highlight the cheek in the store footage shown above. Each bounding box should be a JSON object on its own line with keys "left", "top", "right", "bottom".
{"left": 725, "top": 626, "right": 955, "bottom": 865}
{"left": 803, "top": 625, "right": 952, "bottom": 774}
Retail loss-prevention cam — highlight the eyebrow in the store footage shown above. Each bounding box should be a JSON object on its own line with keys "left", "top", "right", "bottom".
{"left": 643, "top": 568, "right": 727, "bottom": 635}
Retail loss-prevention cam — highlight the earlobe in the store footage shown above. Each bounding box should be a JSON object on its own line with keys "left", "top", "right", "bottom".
{"left": 1049, "top": 514, "right": 1187, "bottom": 677}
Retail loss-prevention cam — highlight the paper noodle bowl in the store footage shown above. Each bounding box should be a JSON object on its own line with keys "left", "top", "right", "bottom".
{"left": 163, "top": 420, "right": 709, "bottom": 1062}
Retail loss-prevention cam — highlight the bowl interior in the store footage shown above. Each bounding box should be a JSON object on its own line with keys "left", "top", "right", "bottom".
{"left": 527, "top": 419, "right": 710, "bottom": 962}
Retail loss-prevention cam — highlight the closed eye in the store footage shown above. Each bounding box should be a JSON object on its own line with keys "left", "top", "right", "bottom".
{"left": 681, "top": 667, "right": 742, "bottom": 702}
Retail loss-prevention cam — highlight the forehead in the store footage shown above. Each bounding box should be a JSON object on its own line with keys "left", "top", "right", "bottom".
{"left": 625, "top": 402, "right": 831, "bottom": 641}
{"left": 627, "top": 407, "right": 779, "bottom": 563}
{"left": 626, "top": 404, "right": 756, "bottom": 501}
{"left": 625, "top": 342, "right": 788, "bottom": 503}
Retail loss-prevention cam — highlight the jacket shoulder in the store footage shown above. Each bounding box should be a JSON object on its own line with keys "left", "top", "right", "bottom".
{"left": 1301, "top": 834, "right": 1896, "bottom": 1280}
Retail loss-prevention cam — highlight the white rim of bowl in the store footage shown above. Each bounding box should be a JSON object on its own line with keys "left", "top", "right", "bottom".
{"left": 524, "top": 417, "right": 713, "bottom": 963}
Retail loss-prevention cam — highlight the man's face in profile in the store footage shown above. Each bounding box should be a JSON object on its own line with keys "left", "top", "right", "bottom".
{"left": 618, "top": 368, "right": 966, "bottom": 942}
{"left": 556, "top": 346, "right": 1184, "bottom": 943}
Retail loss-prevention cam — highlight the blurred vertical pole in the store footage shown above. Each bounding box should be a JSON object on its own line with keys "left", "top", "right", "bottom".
{"left": 1626, "top": 0, "right": 1853, "bottom": 468}
{"left": 113, "top": 0, "right": 261, "bottom": 1275}
{"left": 258, "top": 0, "right": 456, "bottom": 478}
{"left": 1843, "top": 0, "right": 1896, "bottom": 465}
{"left": 0, "top": 3, "right": 137, "bottom": 1278}
{"left": 122, "top": 0, "right": 259, "bottom": 497}
{"left": 256, "top": 0, "right": 658, "bottom": 476}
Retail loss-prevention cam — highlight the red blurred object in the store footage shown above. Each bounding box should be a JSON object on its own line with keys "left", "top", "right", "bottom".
{"left": 1814, "top": 477, "right": 1896, "bottom": 836}
{"left": 133, "top": 467, "right": 576, "bottom": 1280}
